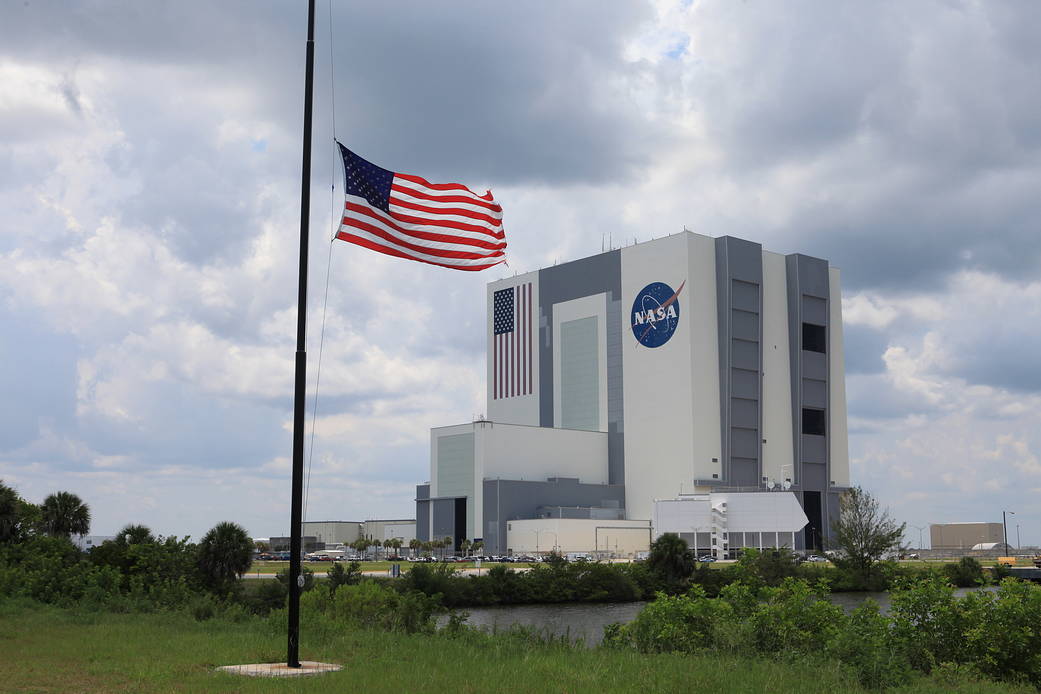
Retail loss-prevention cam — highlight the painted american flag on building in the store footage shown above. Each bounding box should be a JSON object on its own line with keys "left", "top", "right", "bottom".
{"left": 492, "top": 282, "right": 533, "bottom": 400}
{"left": 334, "top": 143, "right": 506, "bottom": 271}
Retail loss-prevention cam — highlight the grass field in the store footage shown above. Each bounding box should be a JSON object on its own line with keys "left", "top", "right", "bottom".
{"left": 0, "top": 599, "right": 1034, "bottom": 694}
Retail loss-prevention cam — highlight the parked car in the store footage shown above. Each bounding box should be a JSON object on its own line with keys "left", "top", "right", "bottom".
{"left": 805, "top": 554, "right": 828, "bottom": 562}
{"left": 697, "top": 555, "right": 716, "bottom": 563}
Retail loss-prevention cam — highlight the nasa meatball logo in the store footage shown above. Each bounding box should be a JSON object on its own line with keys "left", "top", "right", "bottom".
{"left": 631, "top": 280, "right": 685, "bottom": 348}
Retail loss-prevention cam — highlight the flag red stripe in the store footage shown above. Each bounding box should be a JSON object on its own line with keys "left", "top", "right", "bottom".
{"left": 389, "top": 196, "right": 504, "bottom": 230}
{"left": 391, "top": 183, "right": 502, "bottom": 213}
{"left": 335, "top": 231, "right": 503, "bottom": 271}
{"left": 342, "top": 215, "right": 505, "bottom": 260}
{"left": 348, "top": 202, "right": 506, "bottom": 247}
{"left": 395, "top": 172, "right": 494, "bottom": 199}
{"left": 387, "top": 206, "right": 504, "bottom": 238}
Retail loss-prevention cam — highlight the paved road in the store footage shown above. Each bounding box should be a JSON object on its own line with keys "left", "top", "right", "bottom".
{"left": 242, "top": 566, "right": 535, "bottom": 579}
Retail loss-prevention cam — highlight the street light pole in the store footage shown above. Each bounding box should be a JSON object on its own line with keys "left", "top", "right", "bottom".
{"left": 913, "top": 525, "right": 925, "bottom": 551}
{"left": 1002, "top": 511, "right": 1015, "bottom": 555}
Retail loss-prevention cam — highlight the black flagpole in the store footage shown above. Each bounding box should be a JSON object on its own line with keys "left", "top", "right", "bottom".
{"left": 288, "top": 0, "right": 316, "bottom": 669}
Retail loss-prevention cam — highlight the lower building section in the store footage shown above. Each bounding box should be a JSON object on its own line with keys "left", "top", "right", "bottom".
{"left": 417, "top": 476, "right": 627, "bottom": 555}
{"left": 653, "top": 491, "right": 810, "bottom": 559}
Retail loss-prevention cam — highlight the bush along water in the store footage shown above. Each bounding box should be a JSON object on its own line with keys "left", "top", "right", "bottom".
{"left": 604, "top": 576, "right": 1041, "bottom": 690}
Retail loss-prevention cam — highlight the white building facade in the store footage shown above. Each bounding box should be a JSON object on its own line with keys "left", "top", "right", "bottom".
{"left": 417, "top": 232, "right": 850, "bottom": 555}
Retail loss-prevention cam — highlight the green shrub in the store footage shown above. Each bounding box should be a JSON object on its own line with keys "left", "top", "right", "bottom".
{"left": 327, "top": 561, "right": 362, "bottom": 592}
{"left": 888, "top": 577, "right": 971, "bottom": 672}
{"left": 825, "top": 599, "right": 911, "bottom": 689}
{"left": 944, "top": 557, "right": 985, "bottom": 587}
{"left": 748, "top": 578, "right": 845, "bottom": 655}
{"left": 326, "top": 581, "right": 442, "bottom": 634}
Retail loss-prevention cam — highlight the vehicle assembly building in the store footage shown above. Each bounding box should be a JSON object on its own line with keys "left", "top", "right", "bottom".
{"left": 415, "top": 232, "right": 850, "bottom": 556}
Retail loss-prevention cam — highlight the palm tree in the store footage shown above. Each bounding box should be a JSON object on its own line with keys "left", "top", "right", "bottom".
{"left": 0, "top": 481, "right": 21, "bottom": 543}
{"left": 472, "top": 540, "right": 484, "bottom": 557}
{"left": 408, "top": 538, "right": 421, "bottom": 558}
{"left": 460, "top": 539, "right": 472, "bottom": 558}
{"left": 648, "top": 532, "right": 694, "bottom": 585}
{"left": 196, "top": 521, "right": 253, "bottom": 595}
{"left": 40, "top": 491, "right": 90, "bottom": 539}
{"left": 387, "top": 538, "right": 403, "bottom": 559}
{"left": 116, "top": 524, "right": 155, "bottom": 545}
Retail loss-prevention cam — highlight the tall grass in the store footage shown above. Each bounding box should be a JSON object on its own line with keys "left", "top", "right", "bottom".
{"left": 0, "top": 597, "right": 1033, "bottom": 694}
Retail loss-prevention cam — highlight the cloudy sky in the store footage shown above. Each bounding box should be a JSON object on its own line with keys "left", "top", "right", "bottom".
{"left": 2, "top": 0, "right": 1040, "bottom": 547}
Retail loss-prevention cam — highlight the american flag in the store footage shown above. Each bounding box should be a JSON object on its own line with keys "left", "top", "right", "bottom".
{"left": 334, "top": 143, "right": 506, "bottom": 271}
{"left": 492, "top": 283, "right": 533, "bottom": 400}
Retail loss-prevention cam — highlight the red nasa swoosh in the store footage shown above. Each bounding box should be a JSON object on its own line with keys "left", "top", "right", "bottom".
{"left": 638, "top": 280, "right": 686, "bottom": 342}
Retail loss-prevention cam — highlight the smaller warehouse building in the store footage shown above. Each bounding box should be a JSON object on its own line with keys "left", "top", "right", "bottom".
{"left": 930, "top": 522, "right": 1003, "bottom": 550}
{"left": 298, "top": 519, "right": 417, "bottom": 550}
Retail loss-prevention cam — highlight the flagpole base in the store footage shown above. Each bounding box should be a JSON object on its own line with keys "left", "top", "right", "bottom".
{"left": 217, "top": 661, "right": 342, "bottom": 678}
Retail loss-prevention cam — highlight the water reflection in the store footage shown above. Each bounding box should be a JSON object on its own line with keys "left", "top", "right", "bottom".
{"left": 450, "top": 587, "right": 996, "bottom": 647}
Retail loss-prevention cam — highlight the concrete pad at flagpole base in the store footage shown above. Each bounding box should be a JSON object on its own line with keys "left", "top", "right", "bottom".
{"left": 217, "top": 661, "right": 342, "bottom": 677}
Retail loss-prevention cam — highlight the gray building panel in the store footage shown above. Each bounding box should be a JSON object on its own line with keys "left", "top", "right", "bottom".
{"left": 786, "top": 253, "right": 832, "bottom": 545}
{"left": 537, "top": 250, "right": 625, "bottom": 482}
{"left": 731, "top": 398, "right": 757, "bottom": 428}
{"left": 801, "top": 351, "right": 828, "bottom": 380}
{"left": 802, "top": 295, "right": 828, "bottom": 324}
{"left": 731, "top": 428, "right": 760, "bottom": 459}
{"left": 731, "top": 279, "right": 760, "bottom": 312}
{"left": 802, "top": 462, "right": 827, "bottom": 489}
{"left": 431, "top": 498, "right": 456, "bottom": 543}
{"left": 731, "top": 368, "right": 759, "bottom": 399}
{"left": 803, "top": 378, "right": 828, "bottom": 408}
{"left": 416, "top": 499, "right": 430, "bottom": 542}
{"left": 732, "top": 338, "right": 759, "bottom": 369}
{"left": 481, "top": 476, "right": 627, "bottom": 555}
{"left": 801, "top": 434, "right": 827, "bottom": 463}
{"left": 716, "top": 237, "right": 764, "bottom": 488}
{"left": 730, "top": 458, "right": 759, "bottom": 486}
{"left": 416, "top": 483, "right": 431, "bottom": 541}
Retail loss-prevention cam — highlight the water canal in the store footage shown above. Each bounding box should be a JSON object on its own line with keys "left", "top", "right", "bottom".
{"left": 449, "top": 586, "right": 995, "bottom": 646}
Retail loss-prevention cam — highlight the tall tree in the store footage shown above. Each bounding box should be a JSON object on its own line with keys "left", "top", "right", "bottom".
{"left": 116, "top": 524, "right": 156, "bottom": 545}
{"left": 829, "top": 486, "right": 906, "bottom": 584}
{"left": 39, "top": 491, "right": 90, "bottom": 538}
{"left": 0, "top": 481, "right": 22, "bottom": 543}
{"left": 647, "top": 532, "right": 694, "bottom": 587}
{"left": 196, "top": 521, "right": 253, "bottom": 595}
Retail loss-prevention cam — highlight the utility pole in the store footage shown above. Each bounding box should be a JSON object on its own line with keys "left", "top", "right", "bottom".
{"left": 287, "top": 0, "right": 316, "bottom": 669}
{"left": 1002, "top": 511, "right": 1015, "bottom": 556}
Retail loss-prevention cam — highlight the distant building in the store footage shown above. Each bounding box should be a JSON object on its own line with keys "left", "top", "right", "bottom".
{"left": 301, "top": 521, "right": 363, "bottom": 547}
{"left": 269, "top": 535, "right": 321, "bottom": 553}
{"left": 416, "top": 232, "right": 850, "bottom": 555}
{"left": 297, "top": 519, "right": 417, "bottom": 550}
{"left": 930, "top": 522, "right": 1004, "bottom": 550}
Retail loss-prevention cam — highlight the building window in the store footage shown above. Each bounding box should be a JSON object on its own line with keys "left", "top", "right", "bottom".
{"left": 802, "top": 322, "right": 826, "bottom": 353}
{"left": 802, "top": 408, "right": 826, "bottom": 436}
